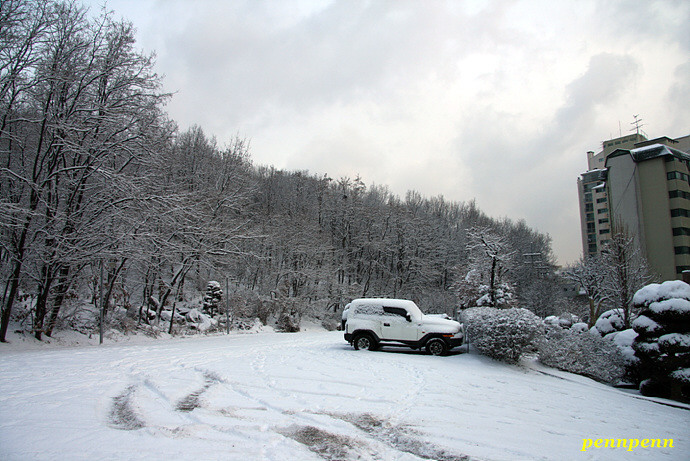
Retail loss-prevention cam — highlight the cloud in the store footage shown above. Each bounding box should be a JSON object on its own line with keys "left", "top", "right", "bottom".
{"left": 666, "top": 61, "right": 690, "bottom": 131}
{"left": 595, "top": 0, "right": 690, "bottom": 53}
{"left": 454, "top": 52, "right": 641, "bottom": 264}
{"left": 555, "top": 54, "right": 640, "bottom": 137}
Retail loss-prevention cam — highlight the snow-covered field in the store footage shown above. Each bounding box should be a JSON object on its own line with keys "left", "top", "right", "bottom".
{"left": 1, "top": 330, "right": 688, "bottom": 461}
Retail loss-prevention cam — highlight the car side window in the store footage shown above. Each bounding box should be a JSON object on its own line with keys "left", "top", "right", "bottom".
{"left": 354, "top": 304, "right": 384, "bottom": 316}
{"left": 383, "top": 306, "right": 408, "bottom": 318}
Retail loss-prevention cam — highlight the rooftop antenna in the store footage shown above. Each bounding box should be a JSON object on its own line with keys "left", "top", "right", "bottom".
{"left": 630, "top": 114, "right": 645, "bottom": 136}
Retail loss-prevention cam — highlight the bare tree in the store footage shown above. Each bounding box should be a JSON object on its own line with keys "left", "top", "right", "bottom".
{"left": 0, "top": 1, "right": 170, "bottom": 340}
{"left": 564, "top": 255, "right": 608, "bottom": 326}
{"left": 459, "top": 226, "right": 515, "bottom": 308}
{"left": 138, "top": 128, "right": 255, "bottom": 322}
{"left": 599, "top": 224, "right": 653, "bottom": 328}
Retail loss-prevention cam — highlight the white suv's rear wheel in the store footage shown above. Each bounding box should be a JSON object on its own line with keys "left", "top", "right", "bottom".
{"left": 353, "top": 333, "right": 377, "bottom": 351}
{"left": 425, "top": 338, "right": 447, "bottom": 356}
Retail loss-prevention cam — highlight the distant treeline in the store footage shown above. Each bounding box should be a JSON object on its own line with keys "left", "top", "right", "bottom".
{"left": 0, "top": 0, "right": 565, "bottom": 341}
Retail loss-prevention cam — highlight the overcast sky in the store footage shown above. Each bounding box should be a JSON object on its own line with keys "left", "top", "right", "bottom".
{"left": 87, "top": 0, "right": 690, "bottom": 265}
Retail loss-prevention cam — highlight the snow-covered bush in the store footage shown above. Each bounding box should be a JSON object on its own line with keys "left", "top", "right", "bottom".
{"left": 320, "top": 314, "right": 341, "bottom": 331}
{"left": 591, "top": 309, "right": 626, "bottom": 336}
{"left": 276, "top": 310, "right": 300, "bottom": 332}
{"left": 632, "top": 280, "right": 690, "bottom": 401}
{"left": 543, "top": 313, "right": 581, "bottom": 330}
{"left": 571, "top": 322, "right": 589, "bottom": 333}
{"left": 464, "top": 307, "right": 542, "bottom": 363}
{"left": 538, "top": 326, "right": 626, "bottom": 384}
{"left": 606, "top": 328, "right": 638, "bottom": 366}
{"left": 186, "top": 308, "right": 217, "bottom": 332}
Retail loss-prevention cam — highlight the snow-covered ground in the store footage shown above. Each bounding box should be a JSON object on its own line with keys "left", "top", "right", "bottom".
{"left": 1, "top": 330, "right": 688, "bottom": 460}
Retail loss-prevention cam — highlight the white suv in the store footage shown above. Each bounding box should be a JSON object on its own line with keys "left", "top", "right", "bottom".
{"left": 343, "top": 298, "right": 464, "bottom": 355}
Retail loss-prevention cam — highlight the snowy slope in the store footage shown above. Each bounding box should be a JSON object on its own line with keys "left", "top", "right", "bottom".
{"left": 1, "top": 331, "right": 687, "bottom": 460}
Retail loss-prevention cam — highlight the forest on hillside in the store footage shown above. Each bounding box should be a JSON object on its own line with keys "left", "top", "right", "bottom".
{"left": 0, "top": 0, "right": 570, "bottom": 340}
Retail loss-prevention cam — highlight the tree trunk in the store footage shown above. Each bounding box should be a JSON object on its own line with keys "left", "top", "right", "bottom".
{"left": 45, "top": 265, "right": 71, "bottom": 337}
{"left": 489, "top": 256, "right": 497, "bottom": 307}
{"left": 101, "top": 259, "right": 127, "bottom": 322}
{"left": 0, "top": 259, "right": 23, "bottom": 342}
{"left": 34, "top": 265, "right": 55, "bottom": 340}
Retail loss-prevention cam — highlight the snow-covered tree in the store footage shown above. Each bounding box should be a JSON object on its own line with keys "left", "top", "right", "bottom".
{"left": 202, "top": 281, "right": 223, "bottom": 317}
{"left": 563, "top": 255, "right": 608, "bottom": 327}
{"left": 599, "top": 225, "right": 652, "bottom": 329}
{"left": 457, "top": 226, "right": 515, "bottom": 308}
{"left": 0, "top": 0, "right": 170, "bottom": 340}
{"left": 632, "top": 280, "right": 690, "bottom": 401}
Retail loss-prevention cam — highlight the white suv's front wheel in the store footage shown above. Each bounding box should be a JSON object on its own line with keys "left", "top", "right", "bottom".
{"left": 425, "top": 338, "right": 448, "bottom": 356}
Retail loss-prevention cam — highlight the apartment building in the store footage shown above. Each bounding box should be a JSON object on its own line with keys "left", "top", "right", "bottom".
{"left": 577, "top": 133, "right": 690, "bottom": 280}
{"left": 577, "top": 134, "right": 647, "bottom": 257}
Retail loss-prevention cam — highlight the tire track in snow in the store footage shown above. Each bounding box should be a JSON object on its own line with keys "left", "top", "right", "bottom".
{"left": 108, "top": 385, "right": 145, "bottom": 430}
{"left": 175, "top": 370, "right": 222, "bottom": 412}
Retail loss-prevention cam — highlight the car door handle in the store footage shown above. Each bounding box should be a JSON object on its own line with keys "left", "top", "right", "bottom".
{"left": 383, "top": 323, "right": 390, "bottom": 327}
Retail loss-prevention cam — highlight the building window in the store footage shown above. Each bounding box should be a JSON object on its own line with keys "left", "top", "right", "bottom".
{"left": 597, "top": 208, "right": 607, "bottom": 214}
{"left": 599, "top": 218, "right": 609, "bottom": 224}
{"left": 596, "top": 197, "right": 607, "bottom": 203}
{"left": 599, "top": 229, "right": 610, "bottom": 235}
{"left": 671, "top": 209, "right": 690, "bottom": 218}
{"left": 673, "top": 227, "right": 690, "bottom": 236}
{"left": 586, "top": 203, "right": 594, "bottom": 212}
{"left": 586, "top": 213, "right": 594, "bottom": 221}
{"left": 669, "top": 190, "right": 690, "bottom": 200}
{"left": 667, "top": 171, "right": 690, "bottom": 182}
{"left": 674, "top": 246, "right": 690, "bottom": 255}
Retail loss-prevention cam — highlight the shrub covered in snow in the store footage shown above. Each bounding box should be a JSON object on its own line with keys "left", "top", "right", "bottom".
{"left": 543, "top": 313, "right": 581, "bottom": 330}
{"left": 632, "top": 280, "right": 690, "bottom": 402}
{"left": 185, "top": 308, "right": 217, "bottom": 332}
{"left": 464, "top": 307, "right": 542, "bottom": 363}
{"left": 275, "top": 300, "right": 302, "bottom": 332}
{"left": 571, "top": 322, "right": 589, "bottom": 333}
{"left": 591, "top": 309, "right": 626, "bottom": 336}
{"left": 538, "top": 326, "right": 626, "bottom": 384}
{"left": 606, "top": 328, "right": 639, "bottom": 366}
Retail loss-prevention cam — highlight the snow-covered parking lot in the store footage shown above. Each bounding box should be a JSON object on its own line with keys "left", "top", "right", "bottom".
{"left": 1, "top": 330, "right": 688, "bottom": 460}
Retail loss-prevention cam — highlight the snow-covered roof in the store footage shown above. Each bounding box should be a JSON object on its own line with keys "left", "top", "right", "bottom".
{"left": 580, "top": 168, "right": 607, "bottom": 182}
{"left": 607, "top": 143, "right": 690, "bottom": 165}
